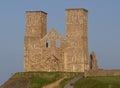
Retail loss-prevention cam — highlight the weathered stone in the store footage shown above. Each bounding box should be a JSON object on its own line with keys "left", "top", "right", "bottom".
{"left": 24, "top": 8, "right": 89, "bottom": 72}
{"left": 89, "top": 51, "right": 98, "bottom": 71}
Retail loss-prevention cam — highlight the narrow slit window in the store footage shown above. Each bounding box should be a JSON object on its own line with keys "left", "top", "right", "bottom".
{"left": 46, "top": 39, "right": 50, "bottom": 48}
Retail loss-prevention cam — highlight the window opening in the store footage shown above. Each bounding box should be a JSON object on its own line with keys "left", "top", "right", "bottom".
{"left": 56, "top": 38, "right": 60, "bottom": 48}
{"left": 51, "top": 32, "right": 55, "bottom": 37}
{"left": 46, "top": 38, "right": 50, "bottom": 48}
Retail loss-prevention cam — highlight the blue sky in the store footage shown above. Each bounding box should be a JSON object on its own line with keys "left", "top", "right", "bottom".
{"left": 0, "top": 0, "right": 120, "bottom": 85}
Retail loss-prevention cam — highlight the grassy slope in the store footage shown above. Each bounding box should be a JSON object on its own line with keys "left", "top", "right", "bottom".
{"left": 0, "top": 72, "right": 82, "bottom": 88}
{"left": 1, "top": 72, "right": 120, "bottom": 88}
{"left": 58, "top": 77, "right": 74, "bottom": 88}
{"left": 74, "top": 76, "right": 120, "bottom": 88}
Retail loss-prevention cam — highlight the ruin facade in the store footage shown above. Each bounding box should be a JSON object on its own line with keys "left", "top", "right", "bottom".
{"left": 24, "top": 8, "right": 89, "bottom": 72}
{"left": 89, "top": 51, "right": 98, "bottom": 71}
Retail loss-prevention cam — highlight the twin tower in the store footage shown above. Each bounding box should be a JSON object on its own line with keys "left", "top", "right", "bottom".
{"left": 24, "top": 8, "right": 88, "bottom": 72}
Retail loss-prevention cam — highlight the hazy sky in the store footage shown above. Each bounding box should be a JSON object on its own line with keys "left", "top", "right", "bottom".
{"left": 0, "top": 0, "right": 120, "bottom": 85}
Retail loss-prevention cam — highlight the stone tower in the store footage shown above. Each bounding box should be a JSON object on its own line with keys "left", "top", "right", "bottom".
{"left": 24, "top": 11, "right": 47, "bottom": 71}
{"left": 65, "top": 8, "right": 88, "bottom": 72}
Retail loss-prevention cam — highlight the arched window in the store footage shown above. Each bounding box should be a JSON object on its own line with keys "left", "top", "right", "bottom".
{"left": 56, "top": 38, "right": 60, "bottom": 48}
{"left": 90, "top": 55, "right": 93, "bottom": 69}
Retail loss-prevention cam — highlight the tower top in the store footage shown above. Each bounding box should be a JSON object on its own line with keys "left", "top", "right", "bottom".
{"left": 66, "top": 8, "right": 88, "bottom": 12}
{"left": 26, "top": 11, "right": 47, "bottom": 14}
{"left": 25, "top": 10, "right": 47, "bottom": 37}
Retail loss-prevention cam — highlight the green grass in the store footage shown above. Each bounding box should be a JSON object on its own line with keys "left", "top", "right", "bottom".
{"left": 57, "top": 77, "right": 74, "bottom": 88}
{"left": 28, "top": 72, "right": 62, "bottom": 88}
{"left": 74, "top": 76, "right": 120, "bottom": 88}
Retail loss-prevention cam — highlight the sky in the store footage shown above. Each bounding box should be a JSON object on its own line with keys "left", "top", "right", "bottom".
{"left": 0, "top": 0, "right": 120, "bottom": 85}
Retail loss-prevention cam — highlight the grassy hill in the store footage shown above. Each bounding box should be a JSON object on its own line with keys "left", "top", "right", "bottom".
{"left": 0, "top": 71, "right": 82, "bottom": 88}
{"left": 1, "top": 72, "right": 120, "bottom": 88}
{"left": 74, "top": 76, "right": 120, "bottom": 88}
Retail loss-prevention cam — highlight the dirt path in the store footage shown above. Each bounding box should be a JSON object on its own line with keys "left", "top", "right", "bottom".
{"left": 43, "top": 76, "right": 67, "bottom": 88}
{"left": 64, "top": 76, "right": 82, "bottom": 88}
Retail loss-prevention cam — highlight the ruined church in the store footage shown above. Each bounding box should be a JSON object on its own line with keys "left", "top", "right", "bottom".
{"left": 24, "top": 8, "right": 89, "bottom": 72}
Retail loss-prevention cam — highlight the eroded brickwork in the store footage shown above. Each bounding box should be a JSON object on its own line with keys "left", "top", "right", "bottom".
{"left": 24, "top": 8, "right": 89, "bottom": 72}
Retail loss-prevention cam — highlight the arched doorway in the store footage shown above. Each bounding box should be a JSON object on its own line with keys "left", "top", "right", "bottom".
{"left": 45, "top": 55, "right": 60, "bottom": 71}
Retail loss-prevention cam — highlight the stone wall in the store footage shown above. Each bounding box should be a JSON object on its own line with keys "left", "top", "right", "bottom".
{"left": 86, "top": 69, "right": 120, "bottom": 76}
